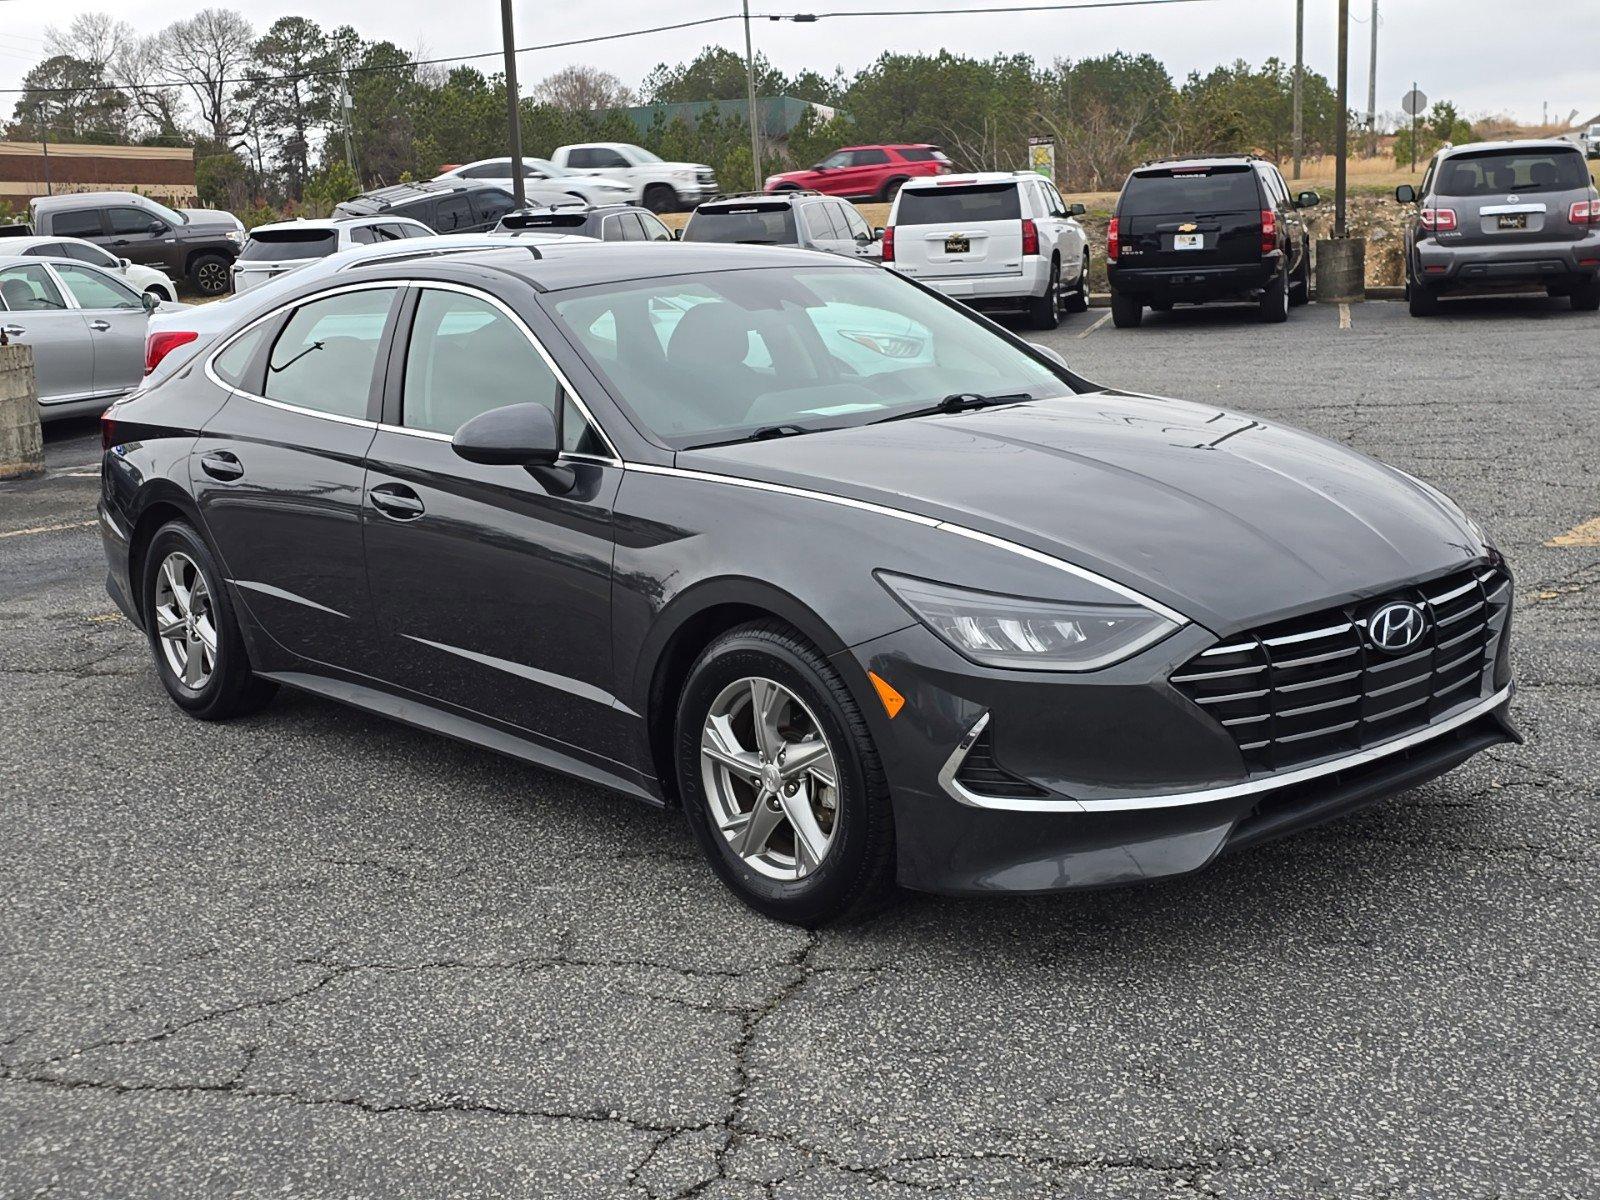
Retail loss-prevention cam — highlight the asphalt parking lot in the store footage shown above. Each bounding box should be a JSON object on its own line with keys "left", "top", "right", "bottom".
{"left": 1, "top": 294, "right": 1596, "bottom": 1199}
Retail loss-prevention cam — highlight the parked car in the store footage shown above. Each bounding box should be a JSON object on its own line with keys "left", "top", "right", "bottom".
{"left": 333, "top": 180, "right": 565, "bottom": 235}
{"left": 684, "top": 191, "right": 880, "bottom": 260}
{"left": 0, "top": 254, "right": 182, "bottom": 420}
{"left": 1396, "top": 139, "right": 1600, "bottom": 316}
{"left": 765, "top": 144, "right": 951, "bottom": 202}
{"left": 2, "top": 234, "right": 178, "bottom": 301}
{"left": 97, "top": 241, "right": 1515, "bottom": 924}
{"left": 495, "top": 203, "right": 675, "bottom": 242}
{"left": 231, "top": 216, "right": 433, "bottom": 293}
{"left": 25, "top": 191, "right": 244, "bottom": 297}
{"left": 1580, "top": 124, "right": 1600, "bottom": 159}
{"left": 550, "top": 143, "right": 717, "bottom": 213}
{"left": 433, "top": 156, "right": 637, "bottom": 206}
{"left": 1105, "top": 155, "right": 1317, "bottom": 328}
{"left": 884, "top": 171, "right": 1090, "bottom": 329}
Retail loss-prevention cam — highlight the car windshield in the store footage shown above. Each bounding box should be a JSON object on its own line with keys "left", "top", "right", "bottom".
{"left": 895, "top": 183, "right": 1020, "bottom": 225}
{"left": 628, "top": 146, "right": 661, "bottom": 163}
{"left": 1435, "top": 149, "right": 1589, "bottom": 196}
{"left": 548, "top": 265, "right": 1067, "bottom": 449}
{"left": 683, "top": 205, "right": 798, "bottom": 245}
{"left": 145, "top": 198, "right": 188, "bottom": 226}
{"left": 528, "top": 157, "right": 569, "bottom": 178}
{"left": 1121, "top": 167, "right": 1260, "bottom": 216}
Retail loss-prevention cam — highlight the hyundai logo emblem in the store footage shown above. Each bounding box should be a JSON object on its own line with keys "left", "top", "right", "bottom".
{"left": 1366, "top": 601, "right": 1428, "bottom": 653}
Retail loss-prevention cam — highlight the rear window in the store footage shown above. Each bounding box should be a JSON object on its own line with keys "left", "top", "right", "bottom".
{"left": 895, "top": 183, "right": 1020, "bottom": 225}
{"left": 897, "top": 148, "right": 950, "bottom": 163}
{"left": 1121, "top": 167, "right": 1262, "bottom": 217}
{"left": 1435, "top": 149, "right": 1589, "bottom": 196}
{"left": 683, "top": 205, "right": 798, "bottom": 245}
{"left": 240, "top": 229, "right": 338, "bottom": 261}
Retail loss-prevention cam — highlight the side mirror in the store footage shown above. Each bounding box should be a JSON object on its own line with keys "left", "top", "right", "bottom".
{"left": 854, "top": 230, "right": 872, "bottom": 243}
{"left": 141, "top": 290, "right": 160, "bottom": 314}
{"left": 671, "top": 227, "right": 683, "bottom": 240}
{"left": 811, "top": 164, "right": 829, "bottom": 172}
{"left": 119, "top": 257, "right": 134, "bottom": 269}
{"left": 873, "top": 227, "right": 885, "bottom": 238}
{"left": 1394, "top": 184, "right": 1416, "bottom": 204}
{"left": 452, "top": 402, "right": 560, "bottom": 467}
{"left": 1068, "top": 202, "right": 1087, "bottom": 217}
{"left": 1296, "top": 190, "right": 1321, "bottom": 208}
{"left": 146, "top": 221, "right": 166, "bottom": 235}
{"left": 1029, "top": 342, "right": 1068, "bottom": 369}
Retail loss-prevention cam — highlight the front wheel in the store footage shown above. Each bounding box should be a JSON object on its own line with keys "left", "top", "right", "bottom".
{"left": 675, "top": 622, "right": 896, "bottom": 927}
{"left": 1110, "top": 290, "right": 1143, "bottom": 328}
{"left": 642, "top": 183, "right": 677, "bottom": 214}
{"left": 188, "top": 253, "right": 231, "bottom": 297}
{"left": 1026, "top": 258, "right": 1062, "bottom": 330}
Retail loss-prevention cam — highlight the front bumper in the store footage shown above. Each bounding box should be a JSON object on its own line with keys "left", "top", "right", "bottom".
{"left": 1415, "top": 231, "right": 1600, "bottom": 288}
{"left": 1107, "top": 259, "right": 1273, "bottom": 301}
{"left": 843, "top": 601, "right": 1517, "bottom": 895}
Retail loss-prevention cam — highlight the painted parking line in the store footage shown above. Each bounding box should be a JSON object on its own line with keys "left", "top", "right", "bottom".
{"left": 1078, "top": 312, "right": 1113, "bottom": 339}
{"left": 0, "top": 520, "right": 97, "bottom": 540}
{"left": 1546, "top": 516, "right": 1600, "bottom": 547}
{"left": 1338, "top": 303, "right": 1351, "bottom": 330}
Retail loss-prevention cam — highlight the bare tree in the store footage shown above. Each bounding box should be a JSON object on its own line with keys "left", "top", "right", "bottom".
{"left": 45, "top": 13, "right": 127, "bottom": 71}
{"left": 531, "top": 65, "right": 634, "bottom": 111}
{"left": 116, "top": 36, "right": 188, "bottom": 142}
{"left": 161, "top": 8, "right": 255, "bottom": 147}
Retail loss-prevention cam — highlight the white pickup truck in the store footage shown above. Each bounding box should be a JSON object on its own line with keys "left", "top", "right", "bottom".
{"left": 1582, "top": 124, "right": 1600, "bottom": 159}
{"left": 549, "top": 143, "right": 718, "bottom": 213}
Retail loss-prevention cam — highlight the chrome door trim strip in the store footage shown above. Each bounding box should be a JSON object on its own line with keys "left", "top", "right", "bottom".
{"left": 402, "top": 634, "right": 631, "bottom": 714}
{"left": 622, "top": 462, "right": 1189, "bottom": 625}
{"left": 940, "top": 684, "right": 1512, "bottom": 813}
{"left": 229, "top": 579, "right": 350, "bottom": 619}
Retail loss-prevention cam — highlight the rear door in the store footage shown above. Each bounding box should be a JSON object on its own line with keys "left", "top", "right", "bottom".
{"left": 1435, "top": 147, "right": 1592, "bottom": 247}
{"left": 890, "top": 181, "right": 1024, "bottom": 281}
{"left": 50, "top": 262, "right": 146, "bottom": 397}
{"left": 1117, "top": 165, "right": 1264, "bottom": 269}
{"left": 0, "top": 262, "right": 94, "bottom": 405}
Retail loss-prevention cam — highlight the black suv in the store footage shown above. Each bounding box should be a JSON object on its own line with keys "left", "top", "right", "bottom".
{"left": 495, "top": 203, "right": 675, "bottom": 242}
{"left": 333, "top": 180, "right": 527, "bottom": 235}
{"left": 1107, "top": 156, "right": 1319, "bottom": 327}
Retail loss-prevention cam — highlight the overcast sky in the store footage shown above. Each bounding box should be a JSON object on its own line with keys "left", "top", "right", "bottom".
{"left": 4, "top": 0, "right": 1597, "bottom": 130}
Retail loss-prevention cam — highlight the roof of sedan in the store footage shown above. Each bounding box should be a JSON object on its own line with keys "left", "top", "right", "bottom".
{"left": 350, "top": 241, "right": 867, "bottom": 291}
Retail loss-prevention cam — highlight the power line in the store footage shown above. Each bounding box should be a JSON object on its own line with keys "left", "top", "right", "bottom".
{"left": 2, "top": 0, "right": 1222, "bottom": 97}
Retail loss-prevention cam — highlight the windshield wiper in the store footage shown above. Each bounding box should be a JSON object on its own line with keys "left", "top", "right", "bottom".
{"left": 872, "top": 392, "right": 1033, "bottom": 424}
{"left": 689, "top": 423, "right": 831, "bottom": 450}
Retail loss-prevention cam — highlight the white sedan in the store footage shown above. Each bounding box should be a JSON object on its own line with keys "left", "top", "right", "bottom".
{"left": 433, "top": 157, "right": 638, "bottom": 207}
{"left": 2, "top": 234, "right": 179, "bottom": 302}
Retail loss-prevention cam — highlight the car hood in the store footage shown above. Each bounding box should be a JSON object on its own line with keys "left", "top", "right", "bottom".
{"left": 681, "top": 392, "right": 1487, "bottom": 635}
{"left": 655, "top": 162, "right": 710, "bottom": 174}
{"left": 180, "top": 208, "right": 243, "bottom": 231}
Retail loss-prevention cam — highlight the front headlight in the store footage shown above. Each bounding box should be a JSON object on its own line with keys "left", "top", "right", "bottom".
{"left": 879, "top": 573, "right": 1180, "bottom": 672}
{"left": 225, "top": 229, "right": 245, "bottom": 245}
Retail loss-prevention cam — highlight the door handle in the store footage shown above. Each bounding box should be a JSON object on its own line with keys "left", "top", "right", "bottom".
{"left": 369, "top": 482, "right": 425, "bottom": 520}
{"left": 88, "top": 319, "right": 112, "bottom": 332}
{"left": 199, "top": 450, "right": 244, "bottom": 481}
{"left": 2, "top": 324, "right": 23, "bottom": 339}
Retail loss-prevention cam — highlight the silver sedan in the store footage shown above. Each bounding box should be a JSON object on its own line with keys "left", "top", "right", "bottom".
{"left": 0, "top": 255, "right": 185, "bottom": 421}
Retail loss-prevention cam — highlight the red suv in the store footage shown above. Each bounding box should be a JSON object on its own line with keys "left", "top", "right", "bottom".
{"left": 764, "top": 145, "right": 951, "bottom": 202}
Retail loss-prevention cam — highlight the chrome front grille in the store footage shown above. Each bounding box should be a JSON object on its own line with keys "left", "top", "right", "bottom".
{"left": 1170, "top": 564, "right": 1511, "bottom": 773}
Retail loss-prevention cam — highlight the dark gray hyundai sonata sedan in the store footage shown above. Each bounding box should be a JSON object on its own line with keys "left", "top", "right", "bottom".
{"left": 96, "top": 242, "right": 1516, "bottom": 925}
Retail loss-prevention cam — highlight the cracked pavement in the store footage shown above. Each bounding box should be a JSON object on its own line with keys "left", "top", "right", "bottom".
{"left": 1, "top": 297, "right": 1596, "bottom": 1198}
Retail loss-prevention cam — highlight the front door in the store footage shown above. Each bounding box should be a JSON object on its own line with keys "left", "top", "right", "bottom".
{"left": 360, "top": 284, "right": 631, "bottom": 764}
{"left": 49, "top": 262, "right": 147, "bottom": 397}
{"left": 192, "top": 283, "right": 401, "bottom": 673}
{"left": 104, "top": 205, "right": 171, "bottom": 268}
{"left": 0, "top": 262, "right": 93, "bottom": 405}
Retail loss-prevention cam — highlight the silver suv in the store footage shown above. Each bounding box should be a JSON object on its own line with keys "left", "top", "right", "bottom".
{"left": 1397, "top": 139, "right": 1599, "bottom": 315}
{"left": 682, "top": 191, "right": 882, "bottom": 260}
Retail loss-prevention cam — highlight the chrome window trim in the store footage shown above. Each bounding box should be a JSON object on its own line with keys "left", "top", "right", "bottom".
{"left": 42, "top": 258, "right": 145, "bottom": 312}
{"left": 940, "top": 684, "right": 1513, "bottom": 813}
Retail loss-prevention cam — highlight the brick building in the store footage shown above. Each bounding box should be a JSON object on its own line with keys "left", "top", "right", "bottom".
{"left": 0, "top": 141, "right": 197, "bottom": 212}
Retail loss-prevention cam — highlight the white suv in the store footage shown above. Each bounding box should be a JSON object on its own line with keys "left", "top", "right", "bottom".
{"left": 884, "top": 172, "right": 1089, "bottom": 329}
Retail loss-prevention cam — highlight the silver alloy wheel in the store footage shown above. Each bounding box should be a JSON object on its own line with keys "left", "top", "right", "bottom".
{"left": 196, "top": 260, "right": 229, "bottom": 293}
{"left": 153, "top": 551, "right": 217, "bottom": 690}
{"left": 700, "top": 677, "right": 840, "bottom": 881}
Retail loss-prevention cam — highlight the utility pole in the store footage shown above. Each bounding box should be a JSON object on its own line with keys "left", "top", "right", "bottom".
{"left": 1292, "top": 0, "right": 1304, "bottom": 180}
{"left": 1366, "top": 0, "right": 1378, "bottom": 157}
{"left": 741, "top": 0, "right": 762, "bottom": 189}
{"left": 500, "top": 0, "right": 526, "bottom": 207}
{"left": 339, "top": 83, "right": 356, "bottom": 180}
{"left": 1335, "top": 0, "right": 1349, "bottom": 237}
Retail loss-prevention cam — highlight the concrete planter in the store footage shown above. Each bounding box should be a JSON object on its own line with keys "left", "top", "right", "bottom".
{"left": 0, "top": 343, "right": 44, "bottom": 481}
{"left": 1315, "top": 237, "right": 1367, "bottom": 304}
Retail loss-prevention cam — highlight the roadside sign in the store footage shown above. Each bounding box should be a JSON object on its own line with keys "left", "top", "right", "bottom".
{"left": 1401, "top": 89, "right": 1428, "bottom": 116}
{"left": 1027, "top": 137, "right": 1056, "bottom": 182}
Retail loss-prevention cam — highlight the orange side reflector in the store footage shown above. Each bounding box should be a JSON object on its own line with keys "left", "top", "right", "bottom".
{"left": 868, "top": 671, "right": 905, "bottom": 719}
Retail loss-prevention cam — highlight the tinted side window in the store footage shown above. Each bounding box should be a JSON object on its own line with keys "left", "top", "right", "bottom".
{"left": 52, "top": 209, "right": 104, "bottom": 238}
{"left": 462, "top": 162, "right": 505, "bottom": 179}
{"left": 566, "top": 149, "right": 597, "bottom": 169}
{"left": 639, "top": 213, "right": 674, "bottom": 242}
{"left": 213, "top": 323, "right": 270, "bottom": 387}
{"left": 471, "top": 189, "right": 518, "bottom": 226}
{"left": 434, "top": 194, "right": 474, "bottom": 232}
{"left": 590, "top": 149, "right": 630, "bottom": 168}
{"left": 263, "top": 288, "right": 395, "bottom": 418}
{"left": 347, "top": 224, "right": 380, "bottom": 245}
{"left": 64, "top": 242, "right": 118, "bottom": 268}
{"left": 0, "top": 263, "right": 67, "bottom": 311}
{"left": 54, "top": 263, "right": 141, "bottom": 309}
{"left": 837, "top": 203, "right": 872, "bottom": 240}
{"left": 20, "top": 242, "right": 66, "bottom": 258}
{"left": 392, "top": 200, "right": 435, "bottom": 227}
{"left": 852, "top": 149, "right": 890, "bottom": 166}
{"left": 108, "top": 207, "right": 159, "bottom": 235}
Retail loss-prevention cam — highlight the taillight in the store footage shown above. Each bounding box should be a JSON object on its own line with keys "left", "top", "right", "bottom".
{"left": 1420, "top": 207, "right": 1457, "bottom": 232}
{"left": 881, "top": 226, "right": 895, "bottom": 263}
{"left": 144, "top": 330, "right": 198, "bottom": 374}
{"left": 1568, "top": 199, "right": 1598, "bottom": 225}
{"left": 1020, "top": 218, "right": 1039, "bottom": 256}
{"left": 1260, "top": 208, "right": 1277, "bottom": 256}
{"left": 100, "top": 412, "right": 118, "bottom": 452}
{"left": 1107, "top": 217, "right": 1120, "bottom": 263}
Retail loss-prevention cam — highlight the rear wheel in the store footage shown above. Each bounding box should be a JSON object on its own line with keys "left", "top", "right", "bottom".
{"left": 1259, "top": 261, "right": 1290, "bottom": 323}
{"left": 1570, "top": 276, "right": 1600, "bottom": 311}
{"left": 1110, "top": 290, "right": 1143, "bottom": 328}
{"left": 1026, "top": 257, "right": 1062, "bottom": 330}
{"left": 878, "top": 176, "right": 908, "bottom": 203}
{"left": 1289, "top": 240, "right": 1311, "bottom": 306}
{"left": 642, "top": 183, "right": 677, "bottom": 214}
{"left": 676, "top": 622, "right": 896, "bottom": 927}
{"left": 188, "top": 254, "right": 231, "bottom": 297}
{"left": 1063, "top": 251, "right": 1090, "bottom": 314}
{"left": 142, "top": 522, "right": 276, "bottom": 721}
{"left": 1407, "top": 276, "right": 1440, "bottom": 317}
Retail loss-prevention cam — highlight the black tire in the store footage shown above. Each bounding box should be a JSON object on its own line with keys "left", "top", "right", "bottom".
{"left": 878, "top": 176, "right": 908, "bottom": 203}
{"left": 1570, "top": 276, "right": 1600, "bottom": 311}
{"left": 1063, "top": 251, "right": 1090, "bottom": 314}
{"left": 1110, "top": 290, "right": 1143, "bottom": 328}
{"left": 1259, "top": 261, "right": 1290, "bottom": 323}
{"left": 642, "top": 183, "right": 677, "bottom": 214}
{"left": 187, "top": 253, "right": 231, "bottom": 297}
{"left": 1289, "top": 240, "right": 1311, "bottom": 306}
{"left": 1026, "top": 257, "right": 1062, "bottom": 330}
{"left": 675, "top": 621, "right": 896, "bottom": 927}
{"left": 142, "top": 521, "right": 276, "bottom": 721}
{"left": 1407, "top": 276, "right": 1440, "bottom": 317}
